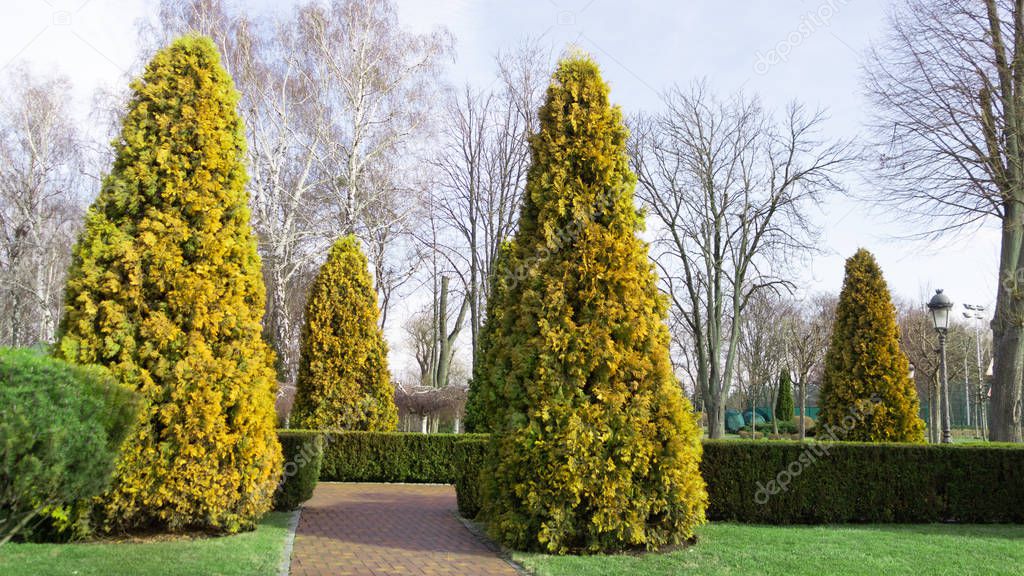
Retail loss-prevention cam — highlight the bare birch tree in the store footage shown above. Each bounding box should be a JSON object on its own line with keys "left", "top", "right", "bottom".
{"left": 0, "top": 67, "right": 84, "bottom": 347}
{"left": 152, "top": 0, "right": 449, "bottom": 380}
{"left": 864, "top": 0, "right": 1024, "bottom": 441}
{"left": 630, "top": 82, "right": 852, "bottom": 438}
{"left": 298, "top": 0, "right": 450, "bottom": 234}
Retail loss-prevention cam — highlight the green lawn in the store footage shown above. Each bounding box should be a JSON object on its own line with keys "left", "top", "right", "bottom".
{"left": 0, "top": 512, "right": 291, "bottom": 576}
{"left": 513, "top": 523, "right": 1024, "bottom": 576}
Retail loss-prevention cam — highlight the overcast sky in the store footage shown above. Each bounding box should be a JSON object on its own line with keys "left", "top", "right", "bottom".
{"left": 0, "top": 0, "right": 1000, "bottom": 336}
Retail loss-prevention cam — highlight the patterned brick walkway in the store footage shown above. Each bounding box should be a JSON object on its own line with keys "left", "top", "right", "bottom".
{"left": 289, "top": 483, "right": 521, "bottom": 576}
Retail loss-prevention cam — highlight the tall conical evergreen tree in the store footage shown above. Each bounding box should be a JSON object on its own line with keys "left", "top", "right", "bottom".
{"left": 477, "top": 53, "right": 707, "bottom": 554}
{"left": 57, "top": 36, "right": 282, "bottom": 532}
{"left": 819, "top": 249, "right": 926, "bottom": 442}
{"left": 289, "top": 235, "right": 397, "bottom": 431}
{"left": 776, "top": 369, "right": 795, "bottom": 422}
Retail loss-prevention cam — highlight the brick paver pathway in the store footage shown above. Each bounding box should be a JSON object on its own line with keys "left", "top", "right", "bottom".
{"left": 289, "top": 483, "right": 521, "bottom": 576}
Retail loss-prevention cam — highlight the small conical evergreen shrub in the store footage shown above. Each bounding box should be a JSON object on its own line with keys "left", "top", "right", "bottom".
{"left": 57, "top": 36, "right": 282, "bottom": 532}
{"left": 818, "top": 249, "right": 926, "bottom": 442}
{"left": 476, "top": 53, "right": 707, "bottom": 554}
{"left": 776, "top": 369, "right": 794, "bottom": 422}
{"left": 289, "top": 235, "right": 397, "bottom": 431}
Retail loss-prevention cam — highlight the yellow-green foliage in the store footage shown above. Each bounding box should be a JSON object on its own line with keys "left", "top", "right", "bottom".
{"left": 477, "top": 54, "right": 707, "bottom": 554}
{"left": 819, "top": 249, "right": 926, "bottom": 442}
{"left": 289, "top": 236, "right": 397, "bottom": 431}
{"left": 56, "top": 36, "right": 282, "bottom": 533}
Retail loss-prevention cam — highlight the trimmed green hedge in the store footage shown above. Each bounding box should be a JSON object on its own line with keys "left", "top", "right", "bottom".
{"left": 702, "top": 439, "right": 1024, "bottom": 523}
{"left": 319, "top": 431, "right": 488, "bottom": 483}
{"left": 319, "top": 432, "right": 1024, "bottom": 524}
{"left": 273, "top": 430, "right": 324, "bottom": 511}
{"left": 453, "top": 438, "right": 487, "bottom": 518}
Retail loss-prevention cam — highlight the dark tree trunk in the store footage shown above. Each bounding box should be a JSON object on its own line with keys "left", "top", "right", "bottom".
{"left": 990, "top": 203, "right": 1024, "bottom": 442}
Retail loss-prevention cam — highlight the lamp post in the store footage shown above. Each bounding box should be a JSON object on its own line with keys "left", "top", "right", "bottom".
{"left": 928, "top": 289, "right": 954, "bottom": 444}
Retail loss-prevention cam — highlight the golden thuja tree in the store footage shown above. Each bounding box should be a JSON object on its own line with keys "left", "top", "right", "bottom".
{"left": 289, "top": 235, "right": 397, "bottom": 431}
{"left": 818, "top": 249, "right": 926, "bottom": 442}
{"left": 57, "top": 36, "right": 282, "bottom": 533}
{"left": 477, "top": 53, "right": 707, "bottom": 554}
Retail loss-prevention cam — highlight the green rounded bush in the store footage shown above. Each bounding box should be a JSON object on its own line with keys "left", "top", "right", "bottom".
{"left": 0, "top": 348, "right": 139, "bottom": 543}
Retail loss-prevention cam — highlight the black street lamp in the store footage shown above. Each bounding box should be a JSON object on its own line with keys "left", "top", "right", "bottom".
{"left": 928, "top": 289, "right": 954, "bottom": 443}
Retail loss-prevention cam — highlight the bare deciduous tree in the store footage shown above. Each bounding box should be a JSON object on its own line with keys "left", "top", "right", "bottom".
{"left": 0, "top": 67, "right": 84, "bottom": 347}
{"left": 737, "top": 290, "right": 788, "bottom": 436}
{"left": 298, "top": 0, "right": 450, "bottom": 231}
{"left": 431, "top": 84, "right": 491, "bottom": 357}
{"left": 429, "top": 42, "right": 546, "bottom": 361}
{"left": 152, "top": 0, "right": 450, "bottom": 380}
{"left": 402, "top": 192, "right": 472, "bottom": 391}
{"left": 403, "top": 279, "right": 470, "bottom": 388}
{"left": 865, "top": 0, "right": 1024, "bottom": 441}
{"left": 630, "top": 82, "right": 852, "bottom": 438}
{"left": 898, "top": 294, "right": 993, "bottom": 442}
{"left": 783, "top": 292, "right": 836, "bottom": 439}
